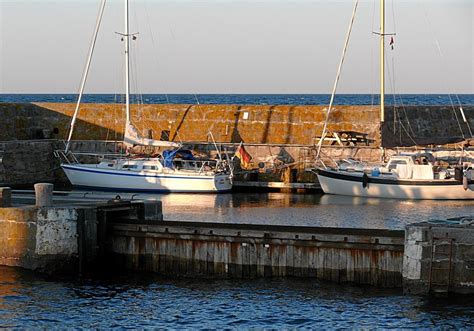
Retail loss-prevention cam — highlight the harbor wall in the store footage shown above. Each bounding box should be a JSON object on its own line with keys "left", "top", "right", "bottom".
{"left": 403, "top": 221, "right": 474, "bottom": 295}
{"left": 0, "top": 200, "right": 163, "bottom": 274}
{"left": 0, "top": 140, "right": 61, "bottom": 187}
{"left": 1, "top": 102, "right": 472, "bottom": 147}
{"left": 0, "top": 102, "right": 380, "bottom": 145}
{"left": 0, "top": 206, "right": 97, "bottom": 274}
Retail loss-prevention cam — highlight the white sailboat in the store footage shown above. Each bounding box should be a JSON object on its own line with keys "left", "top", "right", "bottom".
{"left": 59, "top": 0, "right": 232, "bottom": 193}
{"left": 315, "top": 0, "right": 474, "bottom": 200}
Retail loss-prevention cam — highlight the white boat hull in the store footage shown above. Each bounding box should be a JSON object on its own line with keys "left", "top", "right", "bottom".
{"left": 62, "top": 164, "right": 232, "bottom": 193}
{"left": 316, "top": 169, "right": 474, "bottom": 200}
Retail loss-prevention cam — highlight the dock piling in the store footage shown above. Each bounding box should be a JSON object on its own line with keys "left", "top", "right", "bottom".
{"left": 0, "top": 187, "right": 12, "bottom": 207}
{"left": 34, "top": 183, "right": 53, "bottom": 207}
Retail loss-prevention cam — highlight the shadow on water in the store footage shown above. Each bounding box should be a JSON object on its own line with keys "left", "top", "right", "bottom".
{"left": 1, "top": 266, "right": 474, "bottom": 328}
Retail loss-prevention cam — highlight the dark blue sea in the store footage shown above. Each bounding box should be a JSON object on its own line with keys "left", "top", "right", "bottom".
{"left": 1, "top": 93, "right": 473, "bottom": 105}
{"left": 1, "top": 266, "right": 474, "bottom": 329}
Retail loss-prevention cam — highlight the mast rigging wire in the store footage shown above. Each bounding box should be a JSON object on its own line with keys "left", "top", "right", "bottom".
{"left": 417, "top": 0, "right": 471, "bottom": 140}
{"left": 316, "top": 0, "right": 359, "bottom": 160}
{"left": 65, "top": 0, "right": 107, "bottom": 153}
{"left": 144, "top": 0, "right": 170, "bottom": 104}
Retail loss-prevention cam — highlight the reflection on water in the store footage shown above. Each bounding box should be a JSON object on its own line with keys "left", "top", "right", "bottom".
{"left": 151, "top": 192, "right": 473, "bottom": 230}
{"left": 1, "top": 266, "right": 473, "bottom": 329}
{"left": 13, "top": 190, "right": 473, "bottom": 230}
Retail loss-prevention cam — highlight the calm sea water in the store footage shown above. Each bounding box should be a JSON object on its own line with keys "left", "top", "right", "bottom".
{"left": 1, "top": 93, "right": 474, "bottom": 105}
{"left": 1, "top": 266, "right": 474, "bottom": 329}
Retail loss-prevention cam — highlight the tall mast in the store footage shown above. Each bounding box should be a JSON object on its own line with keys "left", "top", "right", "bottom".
{"left": 125, "top": 0, "right": 131, "bottom": 124}
{"left": 380, "top": 0, "right": 385, "bottom": 123}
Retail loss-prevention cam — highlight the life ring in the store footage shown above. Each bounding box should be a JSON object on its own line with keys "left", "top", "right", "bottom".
{"left": 362, "top": 173, "right": 369, "bottom": 189}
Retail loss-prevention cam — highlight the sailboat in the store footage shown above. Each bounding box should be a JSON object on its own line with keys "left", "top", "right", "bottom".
{"left": 315, "top": 0, "right": 474, "bottom": 200}
{"left": 58, "top": 0, "right": 233, "bottom": 193}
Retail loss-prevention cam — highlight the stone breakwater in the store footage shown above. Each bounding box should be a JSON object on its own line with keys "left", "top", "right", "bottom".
{"left": 1, "top": 102, "right": 472, "bottom": 147}
{"left": 0, "top": 102, "right": 380, "bottom": 144}
{"left": 0, "top": 140, "right": 60, "bottom": 187}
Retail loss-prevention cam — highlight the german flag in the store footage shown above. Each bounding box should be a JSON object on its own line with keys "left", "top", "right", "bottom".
{"left": 235, "top": 142, "right": 252, "bottom": 169}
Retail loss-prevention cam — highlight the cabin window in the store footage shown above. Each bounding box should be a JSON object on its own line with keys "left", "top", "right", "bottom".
{"left": 107, "top": 164, "right": 114, "bottom": 167}
{"left": 143, "top": 165, "right": 157, "bottom": 170}
{"left": 122, "top": 164, "right": 138, "bottom": 169}
{"left": 388, "top": 160, "right": 407, "bottom": 171}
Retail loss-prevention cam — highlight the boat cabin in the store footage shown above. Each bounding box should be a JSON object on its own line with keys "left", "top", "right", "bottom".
{"left": 383, "top": 155, "right": 437, "bottom": 180}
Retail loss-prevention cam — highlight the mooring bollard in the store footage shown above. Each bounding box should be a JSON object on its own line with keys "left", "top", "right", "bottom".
{"left": 34, "top": 183, "right": 54, "bottom": 207}
{"left": 0, "top": 187, "right": 12, "bottom": 207}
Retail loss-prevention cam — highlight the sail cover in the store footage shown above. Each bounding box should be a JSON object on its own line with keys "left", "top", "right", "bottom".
{"left": 124, "top": 121, "right": 182, "bottom": 148}
{"left": 162, "top": 149, "right": 195, "bottom": 168}
{"left": 381, "top": 105, "right": 473, "bottom": 148}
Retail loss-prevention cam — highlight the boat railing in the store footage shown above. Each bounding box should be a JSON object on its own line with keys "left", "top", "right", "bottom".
{"left": 54, "top": 150, "right": 79, "bottom": 164}
{"left": 54, "top": 149, "right": 131, "bottom": 164}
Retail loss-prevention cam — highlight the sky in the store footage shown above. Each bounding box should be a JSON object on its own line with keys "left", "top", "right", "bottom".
{"left": 0, "top": 0, "right": 472, "bottom": 94}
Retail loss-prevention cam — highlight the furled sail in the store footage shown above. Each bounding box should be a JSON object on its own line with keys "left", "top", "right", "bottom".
{"left": 124, "top": 121, "right": 182, "bottom": 148}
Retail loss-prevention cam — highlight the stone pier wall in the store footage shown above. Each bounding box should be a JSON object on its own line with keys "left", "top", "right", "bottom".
{"left": 1, "top": 102, "right": 472, "bottom": 147}
{"left": 0, "top": 102, "right": 380, "bottom": 144}
{"left": 0, "top": 140, "right": 61, "bottom": 187}
{"left": 0, "top": 201, "right": 162, "bottom": 274}
{"left": 403, "top": 221, "right": 474, "bottom": 295}
{"left": 0, "top": 206, "right": 96, "bottom": 274}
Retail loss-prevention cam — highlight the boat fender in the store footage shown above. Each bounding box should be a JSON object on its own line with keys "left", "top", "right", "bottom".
{"left": 371, "top": 167, "right": 380, "bottom": 177}
{"left": 362, "top": 173, "right": 369, "bottom": 189}
{"left": 463, "top": 172, "right": 468, "bottom": 191}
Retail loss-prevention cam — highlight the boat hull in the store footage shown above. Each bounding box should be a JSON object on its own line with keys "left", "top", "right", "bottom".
{"left": 316, "top": 169, "right": 474, "bottom": 200}
{"left": 62, "top": 164, "right": 232, "bottom": 193}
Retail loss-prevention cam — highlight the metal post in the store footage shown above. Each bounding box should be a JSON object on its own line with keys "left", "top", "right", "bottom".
{"left": 380, "top": 0, "right": 385, "bottom": 123}
{"left": 125, "top": 0, "right": 131, "bottom": 125}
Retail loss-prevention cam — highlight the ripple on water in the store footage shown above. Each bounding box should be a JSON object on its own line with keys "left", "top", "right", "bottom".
{"left": 1, "top": 269, "right": 474, "bottom": 328}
